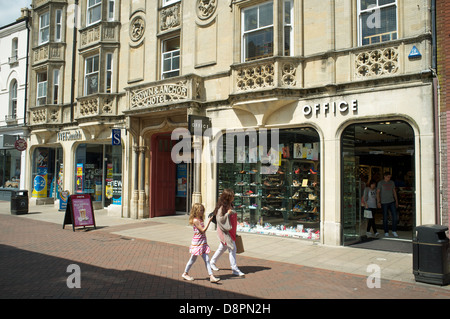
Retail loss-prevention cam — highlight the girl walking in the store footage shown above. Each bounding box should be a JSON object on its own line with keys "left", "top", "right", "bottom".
{"left": 210, "top": 189, "right": 245, "bottom": 277}
{"left": 182, "top": 203, "right": 220, "bottom": 283}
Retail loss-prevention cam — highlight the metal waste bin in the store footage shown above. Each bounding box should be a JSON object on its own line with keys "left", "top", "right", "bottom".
{"left": 10, "top": 190, "right": 28, "bottom": 215}
{"left": 413, "top": 225, "right": 450, "bottom": 285}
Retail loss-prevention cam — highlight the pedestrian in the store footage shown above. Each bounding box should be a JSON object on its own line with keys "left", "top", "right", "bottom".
{"left": 210, "top": 189, "right": 245, "bottom": 277}
{"left": 182, "top": 203, "right": 220, "bottom": 283}
{"left": 377, "top": 172, "right": 399, "bottom": 237}
{"left": 362, "top": 179, "right": 379, "bottom": 237}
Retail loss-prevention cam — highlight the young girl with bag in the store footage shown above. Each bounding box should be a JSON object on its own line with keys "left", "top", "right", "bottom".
{"left": 182, "top": 203, "right": 220, "bottom": 283}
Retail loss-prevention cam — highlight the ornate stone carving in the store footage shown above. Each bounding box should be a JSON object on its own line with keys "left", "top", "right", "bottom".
{"left": 236, "top": 62, "right": 275, "bottom": 91}
{"left": 130, "top": 81, "right": 189, "bottom": 108}
{"left": 281, "top": 62, "right": 296, "bottom": 87}
{"left": 160, "top": 3, "right": 181, "bottom": 32}
{"left": 130, "top": 16, "right": 145, "bottom": 42}
{"left": 196, "top": 0, "right": 217, "bottom": 20}
{"left": 32, "top": 109, "right": 46, "bottom": 124}
{"left": 356, "top": 47, "right": 399, "bottom": 77}
{"left": 79, "top": 97, "right": 99, "bottom": 116}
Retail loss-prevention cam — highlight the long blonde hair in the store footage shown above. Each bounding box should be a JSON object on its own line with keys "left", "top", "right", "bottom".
{"left": 189, "top": 203, "right": 205, "bottom": 225}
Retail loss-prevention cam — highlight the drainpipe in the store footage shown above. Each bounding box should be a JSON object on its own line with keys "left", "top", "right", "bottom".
{"left": 24, "top": 15, "right": 29, "bottom": 127}
{"left": 70, "top": 0, "right": 79, "bottom": 123}
{"left": 431, "top": 0, "right": 441, "bottom": 225}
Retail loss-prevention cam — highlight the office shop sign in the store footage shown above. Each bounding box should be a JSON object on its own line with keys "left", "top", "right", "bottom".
{"left": 302, "top": 99, "right": 358, "bottom": 117}
{"left": 57, "top": 130, "right": 82, "bottom": 142}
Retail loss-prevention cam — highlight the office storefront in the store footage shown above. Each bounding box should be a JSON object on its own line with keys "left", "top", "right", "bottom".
{"left": 204, "top": 82, "right": 434, "bottom": 246}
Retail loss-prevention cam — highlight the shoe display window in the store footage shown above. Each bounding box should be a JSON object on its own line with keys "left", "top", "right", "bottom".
{"left": 217, "top": 128, "right": 320, "bottom": 240}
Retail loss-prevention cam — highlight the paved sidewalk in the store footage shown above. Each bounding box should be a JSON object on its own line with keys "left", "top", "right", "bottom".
{"left": 0, "top": 201, "right": 449, "bottom": 300}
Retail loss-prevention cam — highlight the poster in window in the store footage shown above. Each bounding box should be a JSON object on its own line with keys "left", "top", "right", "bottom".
{"left": 76, "top": 163, "right": 83, "bottom": 193}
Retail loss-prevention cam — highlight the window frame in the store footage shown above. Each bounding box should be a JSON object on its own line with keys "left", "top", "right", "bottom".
{"left": 241, "top": 1, "right": 274, "bottom": 62}
{"left": 357, "top": 0, "right": 398, "bottom": 46}
{"left": 9, "top": 80, "right": 18, "bottom": 119}
{"left": 55, "top": 9, "right": 62, "bottom": 42}
{"left": 105, "top": 53, "right": 113, "bottom": 93}
{"left": 84, "top": 55, "right": 100, "bottom": 96}
{"left": 162, "top": 0, "right": 180, "bottom": 7}
{"left": 38, "top": 11, "right": 50, "bottom": 45}
{"left": 108, "top": 0, "right": 115, "bottom": 21}
{"left": 283, "top": 0, "right": 293, "bottom": 57}
{"left": 87, "top": 0, "right": 102, "bottom": 26}
{"left": 37, "top": 71, "right": 48, "bottom": 106}
{"left": 161, "top": 36, "right": 180, "bottom": 79}
{"left": 53, "top": 69, "right": 60, "bottom": 104}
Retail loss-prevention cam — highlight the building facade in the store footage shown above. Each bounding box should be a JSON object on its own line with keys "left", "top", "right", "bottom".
{"left": 26, "top": 0, "right": 440, "bottom": 247}
{"left": 0, "top": 11, "right": 30, "bottom": 200}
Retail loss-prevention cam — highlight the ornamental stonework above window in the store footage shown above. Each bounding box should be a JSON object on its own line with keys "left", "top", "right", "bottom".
{"left": 196, "top": 0, "right": 217, "bottom": 20}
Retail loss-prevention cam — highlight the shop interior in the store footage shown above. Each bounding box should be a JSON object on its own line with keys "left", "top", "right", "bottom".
{"left": 217, "top": 128, "right": 321, "bottom": 240}
{"left": 342, "top": 120, "right": 415, "bottom": 248}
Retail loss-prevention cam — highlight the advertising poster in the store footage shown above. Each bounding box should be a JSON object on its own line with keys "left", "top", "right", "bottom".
{"left": 63, "top": 194, "right": 96, "bottom": 231}
{"left": 76, "top": 163, "right": 83, "bottom": 193}
{"left": 32, "top": 167, "right": 48, "bottom": 198}
{"left": 176, "top": 163, "right": 187, "bottom": 197}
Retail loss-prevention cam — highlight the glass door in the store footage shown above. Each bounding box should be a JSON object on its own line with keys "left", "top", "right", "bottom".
{"left": 342, "top": 127, "right": 362, "bottom": 245}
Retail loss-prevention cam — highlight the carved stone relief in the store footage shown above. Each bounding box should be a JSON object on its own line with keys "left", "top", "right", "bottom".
{"left": 160, "top": 3, "right": 181, "bottom": 32}
{"left": 356, "top": 47, "right": 399, "bottom": 78}
{"left": 196, "top": 0, "right": 217, "bottom": 20}
{"left": 130, "top": 16, "right": 145, "bottom": 42}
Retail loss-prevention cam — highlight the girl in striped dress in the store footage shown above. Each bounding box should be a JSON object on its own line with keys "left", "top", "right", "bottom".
{"left": 182, "top": 203, "right": 220, "bottom": 283}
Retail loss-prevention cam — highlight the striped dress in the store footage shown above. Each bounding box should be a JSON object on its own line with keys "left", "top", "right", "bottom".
{"left": 189, "top": 221, "right": 211, "bottom": 255}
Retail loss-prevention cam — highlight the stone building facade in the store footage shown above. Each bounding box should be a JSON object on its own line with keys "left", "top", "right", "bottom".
{"left": 25, "top": 0, "right": 440, "bottom": 246}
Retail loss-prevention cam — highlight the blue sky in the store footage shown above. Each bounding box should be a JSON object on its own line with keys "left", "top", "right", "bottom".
{"left": 0, "top": 0, "right": 31, "bottom": 28}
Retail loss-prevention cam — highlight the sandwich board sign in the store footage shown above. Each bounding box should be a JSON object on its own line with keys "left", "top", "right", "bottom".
{"left": 63, "top": 194, "right": 96, "bottom": 231}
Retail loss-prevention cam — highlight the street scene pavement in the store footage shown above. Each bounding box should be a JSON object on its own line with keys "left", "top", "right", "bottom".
{"left": 1, "top": 201, "right": 449, "bottom": 308}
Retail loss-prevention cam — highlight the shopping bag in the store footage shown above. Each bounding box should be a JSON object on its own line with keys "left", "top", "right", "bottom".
{"left": 235, "top": 234, "right": 244, "bottom": 254}
{"left": 363, "top": 209, "right": 373, "bottom": 219}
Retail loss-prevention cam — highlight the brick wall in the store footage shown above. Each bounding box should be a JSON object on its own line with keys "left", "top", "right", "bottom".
{"left": 437, "top": 1, "right": 450, "bottom": 229}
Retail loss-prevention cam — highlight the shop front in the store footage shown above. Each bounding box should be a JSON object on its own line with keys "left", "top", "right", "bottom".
{"left": 0, "top": 133, "right": 27, "bottom": 200}
{"left": 205, "top": 83, "right": 436, "bottom": 247}
{"left": 28, "top": 127, "right": 125, "bottom": 212}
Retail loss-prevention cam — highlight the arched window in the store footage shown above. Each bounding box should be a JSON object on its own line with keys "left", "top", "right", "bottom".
{"left": 9, "top": 80, "right": 18, "bottom": 119}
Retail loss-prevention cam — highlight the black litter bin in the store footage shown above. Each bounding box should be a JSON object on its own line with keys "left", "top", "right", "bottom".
{"left": 10, "top": 190, "right": 28, "bottom": 215}
{"left": 413, "top": 225, "right": 450, "bottom": 285}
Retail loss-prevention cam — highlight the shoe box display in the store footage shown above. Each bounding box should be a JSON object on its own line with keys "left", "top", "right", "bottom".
{"left": 218, "top": 159, "right": 320, "bottom": 240}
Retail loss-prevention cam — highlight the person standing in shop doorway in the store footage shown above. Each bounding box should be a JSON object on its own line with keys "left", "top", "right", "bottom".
{"left": 362, "top": 180, "right": 379, "bottom": 238}
{"left": 377, "top": 172, "right": 399, "bottom": 237}
{"left": 210, "top": 189, "right": 245, "bottom": 277}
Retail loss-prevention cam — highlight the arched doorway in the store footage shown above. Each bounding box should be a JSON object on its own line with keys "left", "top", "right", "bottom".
{"left": 341, "top": 120, "right": 415, "bottom": 248}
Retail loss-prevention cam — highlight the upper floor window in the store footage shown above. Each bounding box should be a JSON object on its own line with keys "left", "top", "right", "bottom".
{"left": 53, "top": 69, "right": 60, "bottom": 104}
{"left": 358, "top": 0, "right": 397, "bottom": 46}
{"left": 55, "top": 9, "right": 62, "bottom": 42}
{"left": 108, "top": 0, "right": 115, "bottom": 21}
{"left": 39, "top": 12, "right": 50, "bottom": 45}
{"left": 87, "top": 0, "right": 102, "bottom": 26}
{"left": 162, "top": 37, "right": 180, "bottom": 79}
{"left": 283, "top": 0, "right": 293, "bottom": 56}
{"left": 163, "top": 0, "right": 180, "bottom": 7}
{"left": 105, "top": 53, "right": 113, "bottom": 93}
{"left": 37, "top": 72, "right": 47, "bottom": 106}
{"left": 9, "top": 80, "right": 18, "bottom": 119}
{"left": 242, "top": 1, "right": 274, "bottom": 62}
{"left": 84, "top": 55, "right": 99, "bottom": 95}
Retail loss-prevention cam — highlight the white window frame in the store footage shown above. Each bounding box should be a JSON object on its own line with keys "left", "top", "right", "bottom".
{"left": 53, "top": 69, "right": 60, "bottom": 104}
{"left": 241, "top": 1, "right": 274, "bottom": 62}
{"left": 84, "top": 55, "right": 99, "bottom": 95}
{"left": 39, "top": 12, "right": 50, "bottom": 45}
{"left": 105, "top": 53, "right": 113, "bottom": 93}
{"left": 283, "top": 0, "right": 293, "bottom": 57}
{"left": 161, "top": 37, "right": 180, "bottom": 79}
{"left": 162, "top": 0, "right": 180, "bottom": 7}
{"left": 87, "top": 0, "right": 102, "bottom": 26}
{"left": 358, "top": 0, "right": 398, "bottom": 46}
{"left": 9, "top": 80, "right": 18, "bottom": 119}
{"left": 55, "top": 9, "right": 62, "bottom": 42}
{"left": 37, "top": 72, "right": 47, "bottom": 106}
{"left": 108, "top": 0, "right": 115, "bottom": 21}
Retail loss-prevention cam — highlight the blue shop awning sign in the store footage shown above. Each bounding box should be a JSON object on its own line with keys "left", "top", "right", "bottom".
{"left": 408, "top": 46, "right": 421, "bottom": 59}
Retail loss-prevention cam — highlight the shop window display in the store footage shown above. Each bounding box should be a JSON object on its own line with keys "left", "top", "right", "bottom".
{"left": 217, "top": 128, "right": 320, "bottom": 240}
{"left": 75, "top": 144, "right": 122, "bottom": 207}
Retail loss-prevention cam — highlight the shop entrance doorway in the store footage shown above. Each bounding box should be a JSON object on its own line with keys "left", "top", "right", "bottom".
{"left": 341, "top": 121, "right": 415, "bottom": 248}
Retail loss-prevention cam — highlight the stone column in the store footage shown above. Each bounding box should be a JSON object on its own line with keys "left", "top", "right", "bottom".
{"left": 192, "top": 135, "right": 202, "bottom": 204}
{"left": 138, "top": 145, "right": 146, "bottom": 219}
{"left": 130, "top": 144, "right": 139, "bottom": 219}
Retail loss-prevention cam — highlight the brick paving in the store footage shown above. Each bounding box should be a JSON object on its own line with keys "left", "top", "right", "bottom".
{"left": 1, "top": 214, "right": 449, "bottom": 304}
